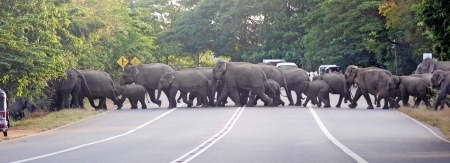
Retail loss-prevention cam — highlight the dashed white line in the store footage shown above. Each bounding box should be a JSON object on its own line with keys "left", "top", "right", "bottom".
{"left": 171, "top": 106, "right": 245, "bottom": 163}
{"left": 308, "top": 106, "right": 368, "bottom": 163}
{"left": 10, "top": 104, "right": 184, "bottom": 163}
{"left": 395, "top": 111, "right": 450, "bottom": 143}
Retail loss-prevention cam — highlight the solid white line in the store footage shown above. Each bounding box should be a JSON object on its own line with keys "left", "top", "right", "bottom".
{"left": 395, "top": 111, "right": 450, "bottom": 143}
{"left": 10, "top": 104, "right": 184, "bottom": 163}
{"left": 171, "top": 106, "right": 245, "bottom": 163}
{"left": 308, "top": 107, "right": 368, "bottom": 163}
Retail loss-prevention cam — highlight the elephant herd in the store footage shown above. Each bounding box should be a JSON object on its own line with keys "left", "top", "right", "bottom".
{"left": 8, "top": 58, "right": 450, "bottom": 120}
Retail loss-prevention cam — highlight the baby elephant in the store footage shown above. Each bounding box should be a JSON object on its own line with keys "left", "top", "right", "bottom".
{"left": 387, "top": 75, "right": 431, "bottom": 108}
{"left": 299, "top": 80, "right": 331, "bottom": 108}
{"left": 114, "top": 84, "right": 148, "bottom": 110}
{"left": 255, "top": 79, "right": 285, "bottom": 106}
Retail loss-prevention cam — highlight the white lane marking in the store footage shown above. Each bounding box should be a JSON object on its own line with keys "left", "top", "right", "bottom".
{"left": 308, "top": 107, "right": 368, "bottom": 163}
{"left": 171, "top": 106, "right": 245, "bottom": 163}
{"left": 10, "top": 104, "right": 184, "bottom": 163}
{"left": 395, "top": 111, "right": 450, "bottom": 143}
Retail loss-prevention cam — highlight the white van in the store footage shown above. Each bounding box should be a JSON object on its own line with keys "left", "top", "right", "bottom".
{"left": 276, "top": 62, "right": 298, "bottom": 68}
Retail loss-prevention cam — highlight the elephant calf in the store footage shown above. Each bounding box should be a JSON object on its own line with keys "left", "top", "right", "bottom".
{"left": 387, "top": 76, "right": 431, "bottom": 108}
{"left": 300, "top": 80, "right": 331, "bottom": 108}
{"left": 255, "top": 79, "right": 285, "bottom": 106}
{"left": 114, "top": 84, "right": 148, "bottom": 110}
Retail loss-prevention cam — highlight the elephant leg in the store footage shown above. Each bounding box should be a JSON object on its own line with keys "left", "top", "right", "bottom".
{"left": 361, "top": 91, "right": 374, "bottom": 109}
{"left": 181, "top": 92, "right": 193, "bottom": 107}
{"left": 284, "top": 87, "right": 294, "bottom": 106}
{"left": 413, "top": 97, "right": 421, "bottom": 108}
{"left": 168, "top": 89, "right": 178, "bottom": 109}
{"left": 336, "top": 95, "right": 344, "bottom": 108}
{"left": 349, "top": 88, "right": 363, "bottom": 108}
{"left": 199, "top": 90, "right": 209, "bottom": 108}
{"left": 254, "top": 95, "right": 261, "bottom": 106}
{"left": 302, "top": 97, "right": 311, "bottom": 107}
{"left": 228, "top": 87, "right": 242, "bottom": 107}
{"left": 189, "top": 93, "right": 201, "bottom": 106}
{"left": 246, "top": 92, "right": 257, "bottom": 107}
{"left": 61, "top": 89, "right": 72, "bottom": 108}
{"left": 147, "top": 88, "right": 162, "bottom": 107}
{"left": 116, "top": 97, "right": 126, "bottom": 110}
{"left": 98, "top": 97, "right": 107, "bottom": 110}
{"left": 401, "top": 93, "right": 410, "bottom": 107}
{"left": 240, "top": 90, "right": 249, "bottom": 106}
{"left": 252, "top": 87, "right": 273, "bottom": 107}
{"left": 216, "top": 86, "right": 230, "bottom": 107}
{"left": 88, "top": 98, "right": 99, "bottom": 110}
{"left": 295, "top": 90, "right": 302, "bottom": 106}
{"left": 139, "top": 97, "right": 147, "bottom": 109}
{"left": 177, "top": 94, "right": 183, "bottom": 103}
{"left": 320, "top": 93, "right": 331, "bottom": 108}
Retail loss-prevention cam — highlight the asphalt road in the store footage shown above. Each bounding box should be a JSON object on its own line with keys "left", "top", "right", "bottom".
{"left": 1, "top": 88, "right": 450, "bottom": 163}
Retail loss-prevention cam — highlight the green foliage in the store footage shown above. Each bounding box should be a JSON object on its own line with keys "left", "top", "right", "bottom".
{"left": 418, "top": 0, "right": 450, "bottom": 60}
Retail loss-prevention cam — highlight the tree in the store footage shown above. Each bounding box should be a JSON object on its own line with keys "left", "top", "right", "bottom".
{"left": 0, "top": 0, "right": 79, "bottom": 100}
{"left": 418, "top": 0, "right": 450, "bottom": 60}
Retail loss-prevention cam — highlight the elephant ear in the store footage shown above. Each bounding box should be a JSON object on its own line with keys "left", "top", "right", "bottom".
{"left": 394, "top": 76, "right": 401, "bottom": 86}
{"left": 218, "top": 62, "right": 227, "bottom": 74}
{"left": 299, "top": 81, "right": 309, "bottom": 91}
{"left": 437, "top": 71, "right": 445, "bottom": 85}
{"left": 428, "top": 63, "right": 435, "bottom": 73}
{"left": 130, "top": 66, "right": 140, "bottom": 79}
{"left": 168, "top": 74, "right": 175, "bottom": 84}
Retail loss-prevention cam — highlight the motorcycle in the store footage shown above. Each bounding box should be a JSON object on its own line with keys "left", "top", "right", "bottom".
{"left": 0, "top": 89, "right": 9, "bottom": 137}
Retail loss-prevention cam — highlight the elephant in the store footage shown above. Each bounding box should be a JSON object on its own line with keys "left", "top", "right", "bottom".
{"left": 312, "top": 72, "right": 352, "bottom": 108}
{"left": 431, "top": 70, "right": 450, "bottom": 110}
{"left": 177, "top": 67, "right": 218, "bottom": 107}
{"left": 212, "top": 61, "right": 274, "bottom": 107}
{"left": 279, "top": 67, "right": 310, "bottom": 106}
{"left": 7, "top": 98, "right": 35, "bottom": 120}
{"left": 47, "top": 68, "right": 89, "bottom": 109}
{"left": 76, "top": 69, "right": 118, "bottom": 110}
{"left": 157, "top": 70, "right": 211, "bottom": 109}
{"left": 121, "top": 63, "right": 174, "bottom": 107}
{"left": 256, "top": 63, "right": 292, "bottom": 104}
{"left": 387, "top": 76, "right": 432, "bottom": 108}
{"left": 415, "top": 58, "right": 450, "bottom": 74}
{"left": 345, "top": 65, "right": 392, "bottom": 109}
{"left": 410, "top": 73, "right": 433, "bottom": 88}
{"left": 114, "top": 84, "right": 148, "bottom": 110}
{"left": 299, "top": 80, "right": 331, "bottom": 108}
{"left": 254, "top": 79, "right": 285, "bottom": 106}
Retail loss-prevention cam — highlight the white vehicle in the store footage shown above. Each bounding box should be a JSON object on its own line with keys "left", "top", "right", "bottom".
{"left": 318, "top": 65, "right": 341, "bottom": 75}
{"left": 276, "top": 62, "right": 298, "bottom": 68}
{"left": 263, "top": 59, "right": 286, "bottom": 66}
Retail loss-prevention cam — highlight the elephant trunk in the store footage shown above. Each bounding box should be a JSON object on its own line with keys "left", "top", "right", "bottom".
{"left": 156, "top": 84, "right": 163, "bottom": 106}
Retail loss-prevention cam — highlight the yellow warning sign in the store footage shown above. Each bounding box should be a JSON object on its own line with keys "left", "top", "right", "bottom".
{"left": 117, "top": 56, "right": 129, "bottom": 68}
{"left": 130, "top": 57, "right": 141, "bottom": 66}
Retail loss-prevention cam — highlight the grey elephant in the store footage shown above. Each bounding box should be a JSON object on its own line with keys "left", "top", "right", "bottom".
{"left": 312, "top": 72, "right": 352, "bottom": 108}
{"left": 410, "top": 73, "right": 433, "bottom": 87}
{"left": 254, "top": 79, "right": 285, "bottom": 106}
{"left": 8, "top": 98, "right": 35, "bottom": 120}
{"left": 114, "top": 84, "right": 148, "bottom": 110}
{"left": 345, "top": 65, "right": 392, "bottom": 109}
{"left": 212, "top": 61, "right": 274, "bottom": 107}
{"left": 121, "top": 63, "right": 174, "bottom": 107}
{"left": 47, "top": 68, "right": 89, "bottom": 109}
{"left": 300, "top": 80, "right": 331, "bottom": 108}
{"left": 387, "top": 76, "right": 432, "bottom": 108}
{"left": 279, "top": 67, "right": 310, "bottom": 106}
{"left": 76, "top": 69, "right": 118, "bottom": 110}
{"left": 157, "top": 70, "right": 211, "bottom": 109}
{"left": 431, "top": 70, "right": 450, "bottom": 110}
{"left": 415, "top": 58, "right": 450, "bottom": 74}
{"left": 177, "top": 67, "right": 217, "bottom": 107}
{"left": 256, "top": 63, "right": 292, "bottom": 104}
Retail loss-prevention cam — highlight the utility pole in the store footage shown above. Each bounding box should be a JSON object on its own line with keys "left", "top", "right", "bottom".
{"left": 392, "top": 40, "right": 398, "bottom": 75}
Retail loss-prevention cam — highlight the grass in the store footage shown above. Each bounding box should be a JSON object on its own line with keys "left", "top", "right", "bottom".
{"left": 396, "top": 105, "right": 450, "bottom": 140}
{"left": 0, "top": 100, "right": 118, "bottom": 142}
